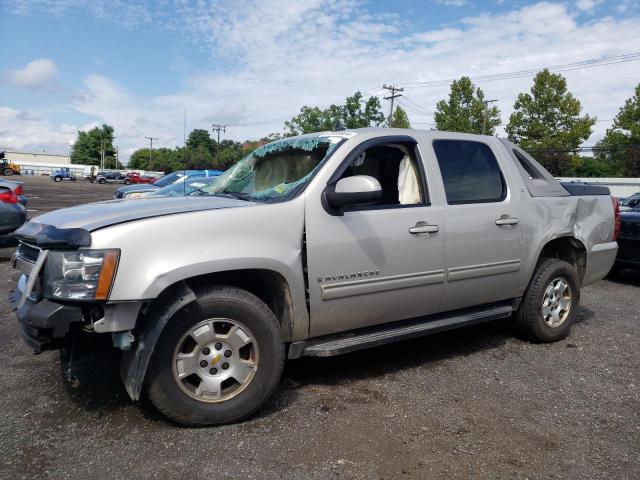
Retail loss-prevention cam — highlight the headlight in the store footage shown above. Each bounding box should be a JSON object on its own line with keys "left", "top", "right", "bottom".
{"left": 42, "top": 249, "right": 119, "bottom": 301}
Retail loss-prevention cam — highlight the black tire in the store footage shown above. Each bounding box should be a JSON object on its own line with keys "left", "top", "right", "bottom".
{"left": 4, "top": 168, "right": 13, "bottom": 176}
{"left": 515, "top": 258, "right": 580, "bottom": 342}
{"left": 71, "top": 177, "right": 77, "bottom": 181}
{"left": 54, "top": 176, "right": 62, "bottom": 182}
{"left": 98, "top": 178, "right": 106, "bottom": 184}
{"left": 146, "top": 286, "right": 285, "bottom": 426}
{"left": 124, "top": 179, "right": 131, "bottom": 185}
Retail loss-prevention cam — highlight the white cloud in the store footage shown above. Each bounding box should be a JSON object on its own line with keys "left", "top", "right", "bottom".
{"left": 6, "top": 58, "right": 58, "bottom": 90}
{"left": 575, "top": 0, "right": 603, "bottom": 12}
{"left": 2, "top": 1, "right": 639, "bottom": 159}
{"left": 433, "top": 0, "right": 469, "bottom": 6}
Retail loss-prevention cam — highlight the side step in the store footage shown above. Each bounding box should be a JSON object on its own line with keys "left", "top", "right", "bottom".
{"left": 299, "top": 304, "right": 514, "bottom": 358}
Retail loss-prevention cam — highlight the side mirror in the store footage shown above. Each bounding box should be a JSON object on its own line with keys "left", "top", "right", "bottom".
{"left": 324, "top": 175, "right": 382, "bottom": 214}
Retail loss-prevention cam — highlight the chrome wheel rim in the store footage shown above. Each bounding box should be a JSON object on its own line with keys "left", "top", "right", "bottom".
{"left": 542, "top": 277, "right": 572, "bottom": 328}
{"left": 172, "top": 318, "right": 259, "bottom": 403}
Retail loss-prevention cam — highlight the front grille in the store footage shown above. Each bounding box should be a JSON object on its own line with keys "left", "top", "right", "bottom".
{"left": 620, "top": 222, "right": 640, "bottom": 238}
{"left": 16, "top": 242, "right": 39, "bottom": 263}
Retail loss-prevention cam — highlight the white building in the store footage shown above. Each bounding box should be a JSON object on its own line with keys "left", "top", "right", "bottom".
{"left": 5, "top": 151, "right": 71, "bottom": 165}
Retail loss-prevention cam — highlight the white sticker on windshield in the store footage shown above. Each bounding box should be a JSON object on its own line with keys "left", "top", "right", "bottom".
{"left": 319, "top": 131, "right": 358, "bottom": 139}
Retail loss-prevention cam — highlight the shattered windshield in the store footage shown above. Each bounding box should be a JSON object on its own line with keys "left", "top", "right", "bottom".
{"left": 203, "top": 135, "right": 345, "bottom": 202}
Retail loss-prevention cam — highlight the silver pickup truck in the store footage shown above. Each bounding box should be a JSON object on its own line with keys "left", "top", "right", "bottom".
{"left": 10, "top": 128, "right": 620, "bottom": 426}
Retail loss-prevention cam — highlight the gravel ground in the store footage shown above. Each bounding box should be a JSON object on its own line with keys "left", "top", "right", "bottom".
{"left": 0, "top": 176, "right": 638, "bottom": 479}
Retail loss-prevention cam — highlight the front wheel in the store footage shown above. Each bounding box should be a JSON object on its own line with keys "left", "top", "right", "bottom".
{"left": 145, "top": 286, "right": 285, "bottom": 426}
{"left": 4, "top": 168, "right": 13, "bottom": 176}
{"left": 124, "top": 179, "right": 131, "bottom": 185}
{"left": 98, "top": 178, "right": 106, "bottom": 184}
{"left": 515, "top": 259, "right": 580, "bottom": 342}
{"left": 54, "top": 176, "right": 62, "bottom": 182}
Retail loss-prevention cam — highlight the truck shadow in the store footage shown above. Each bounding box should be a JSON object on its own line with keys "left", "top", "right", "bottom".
{"left": 61, "top": 308, "right": 596, "bottom": 425}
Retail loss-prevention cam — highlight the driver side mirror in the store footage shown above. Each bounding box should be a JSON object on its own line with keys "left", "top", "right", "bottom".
{"left": 324, "top": 175, "right": 382, "bottom": 215}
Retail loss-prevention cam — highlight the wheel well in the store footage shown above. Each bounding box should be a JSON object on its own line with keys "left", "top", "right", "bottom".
{"left": 175, "top": 269, "right": 295, "bottom": 341}
{"left": 538, "top": 237, "right": 587, "bottom": 282}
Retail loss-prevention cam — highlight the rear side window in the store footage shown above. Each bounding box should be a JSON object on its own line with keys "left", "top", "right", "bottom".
{"left": 433, "top": 140, "right": 506, "bottom": 204}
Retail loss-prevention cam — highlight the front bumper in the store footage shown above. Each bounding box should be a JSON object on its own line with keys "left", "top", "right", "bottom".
{"left": 9, "top": 290, "right": 83, "bottom": 354}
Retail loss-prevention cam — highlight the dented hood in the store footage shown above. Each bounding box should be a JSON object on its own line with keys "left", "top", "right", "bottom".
{"left": 16, "top": 196, "right": 252, "bottom": 247}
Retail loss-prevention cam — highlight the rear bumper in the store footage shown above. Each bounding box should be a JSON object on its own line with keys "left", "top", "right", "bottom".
{"left": 583, "top": 241, "right": 618, "bottom": 285}
{"left": 9, "top": 290, "right": 83, "bottom": 354}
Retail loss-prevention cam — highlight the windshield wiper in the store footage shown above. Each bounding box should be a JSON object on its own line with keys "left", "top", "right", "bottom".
{"left": 209, "top": 190, "right": 257, "bottom": 202}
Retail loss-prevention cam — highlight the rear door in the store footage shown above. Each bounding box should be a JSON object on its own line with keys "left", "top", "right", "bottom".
{"left": 428, "top": 137, "right": 524, "bottom": 311}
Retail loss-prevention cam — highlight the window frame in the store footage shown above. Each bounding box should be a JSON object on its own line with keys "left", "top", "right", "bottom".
{"left": 324, "top": 135, "right": 431, "bottom": 213}
{"left": 431, "top": 139, "right": 508, "bottom": 206}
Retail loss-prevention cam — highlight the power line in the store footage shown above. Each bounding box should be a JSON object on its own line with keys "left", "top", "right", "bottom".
{"left": 382, "top": 84, "right": 404, "bottom": 125}
{"left": 144, "top": 136, "right": 158, "bottom": 165}
{"left": 395, "top": 51, "right": 640, "bottom": 89}
{"left": 212, "top": 124, "right": 227, "bottom": 164}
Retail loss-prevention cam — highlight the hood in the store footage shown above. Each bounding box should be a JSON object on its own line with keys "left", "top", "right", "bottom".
{"left": 16, "top": 195, "right": 251, "bottom": 248}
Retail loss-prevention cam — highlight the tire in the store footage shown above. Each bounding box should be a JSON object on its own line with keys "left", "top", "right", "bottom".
{"left": 54, "top": 176, "right": 62, "bottom": 182}
{"left": 146, "top": 286, "right": 285, "bottom": 426}
{"left": 71, "top": 177, "right": 77, "bottom": 182}
{"left": 515, "top": 258, "right": 580, "bottom": 342}
{"left": 98, "top": 178, "right": 106, "bottom": 184}
{"left": 4, "top": 168, "right": 13, "bottom": 176}
{"left": 124, "top": 179, "right": 131, "bottom": 185}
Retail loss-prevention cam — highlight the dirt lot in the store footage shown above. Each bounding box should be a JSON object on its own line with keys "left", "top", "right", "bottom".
{"left": 0, "top": 176, "right": 638, "bottom": 479}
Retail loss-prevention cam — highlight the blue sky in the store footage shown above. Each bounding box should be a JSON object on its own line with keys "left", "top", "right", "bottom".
{"left": 1, "top": 0, "right": 639, "bottom": 160}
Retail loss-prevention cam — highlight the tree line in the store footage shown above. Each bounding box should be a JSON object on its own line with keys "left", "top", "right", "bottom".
{"left": 70, "top": 71, "right": 640, "bottom": 177}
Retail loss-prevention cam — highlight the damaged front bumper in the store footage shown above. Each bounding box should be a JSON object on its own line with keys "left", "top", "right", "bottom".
{"left": 9, "top": 288, "right": 83, "bottom": 354}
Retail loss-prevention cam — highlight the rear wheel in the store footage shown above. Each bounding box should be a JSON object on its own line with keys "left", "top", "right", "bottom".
{"left": 146, "top": 286, "right": 285, "bottom": 426}
{"left": 54, "top": 176, "right": 62, "bottom": 182}
{"left": 4, "top": 168, "right": 13, "bottom": 176}
{"left": 98, "top": 178, "right": 106, "bottom": 184}
{"left": 515, "top": 259, "right": 579, "bottom": 342}
{"left": 124, "top": 179, "right": 132, "bottom": 185}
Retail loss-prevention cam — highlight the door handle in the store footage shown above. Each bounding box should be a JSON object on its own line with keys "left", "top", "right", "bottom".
{"left": 495, "top": 216, "right": 519, "bottom": 226}
{"left": 409, "top": 222, "right": 439, "bottom": 235}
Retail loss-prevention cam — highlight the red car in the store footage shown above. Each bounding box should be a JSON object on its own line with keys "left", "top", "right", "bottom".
{"left": 124, "top": 173, "right": 156, "bottom": 185}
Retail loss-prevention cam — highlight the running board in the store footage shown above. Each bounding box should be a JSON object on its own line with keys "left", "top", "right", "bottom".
{"left": 297, "top": 304, "right": 514, "bottom": 358}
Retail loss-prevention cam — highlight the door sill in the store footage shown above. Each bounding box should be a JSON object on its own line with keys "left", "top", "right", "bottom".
{"left": 289, "top": 301, "right": 518, "bottom": 359}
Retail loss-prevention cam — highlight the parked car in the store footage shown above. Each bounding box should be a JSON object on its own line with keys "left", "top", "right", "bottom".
{"left": 619, "top": 192, "right": 640, "bottom": 211}
{"left": 95, "top": 170, "right": 126, "bottom": 184}
{"left": 144, "top": 176, "right": 220, "bottom": 198}
{"left": 114, "top": 170, "right": 223, "bottom": 199}
{"left": 50, "top": 167, "right": 77, "bottom": 182}
{"left": 0, "top": 178, "right": 27, "bottom": 246}
{"left": 123, "top": 173, "right": 157, "bottom": 185}
{"left": 611, "top": 208, "right": 640, "bottom": 273}
{"left": 10, "top": 129, "right": 619, "bottom": 426}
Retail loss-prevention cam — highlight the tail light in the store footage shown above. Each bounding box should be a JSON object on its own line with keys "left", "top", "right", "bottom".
{"left": 0, "top": 189, "right": 18, "bottom": 204}
{"left": 611, "top": 196, "right": 621, "bottom": 241}
{"left": 14, "top": 185, "right": 24, "bottom": 196}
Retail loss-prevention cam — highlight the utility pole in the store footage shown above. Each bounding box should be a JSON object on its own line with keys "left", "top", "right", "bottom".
{"left": 145, "top": 136, "right": 158, "bottom": 166}
{"left": 100, "top": 139, "right": 105, "bottom": 170}
{"left": 482, "top": 99, "right": 498, "bottom": 135}
{"left": 383, "top": 84, "right": 404, "bottom": 126}
{"left": 211, "top": 124, "right": 226, "bottom": 164}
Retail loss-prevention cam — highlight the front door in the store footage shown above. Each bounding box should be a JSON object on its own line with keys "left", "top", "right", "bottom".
{"left": 304, "top": 137, "right": 446, "bottom": 337}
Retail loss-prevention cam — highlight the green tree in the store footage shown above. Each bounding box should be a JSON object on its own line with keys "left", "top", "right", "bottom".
{"left": 389, "top": 106, "right": 411, "bottom": 128}
{"left": 70, "top": 124, "right": 116, "bottom": 166}
{"left": 128, "top": 148, "right": 152, "bottom": 170}
{"left": 284, "top": 91, "right": 385, "bottom": 136}
{"left": 506, "top": 69, "right": 595, "bottom": 176}
{"left": 567, "top": 156, "right": 617, "bottom": 177}
{"left": 434, "top": 76, "right": 501, "bottom": 135}
{"left": 186, "top": 129, "right": 215, "bottom": 155}
{"left": 595, "top": 83, "right": 640, "bottom": 177}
